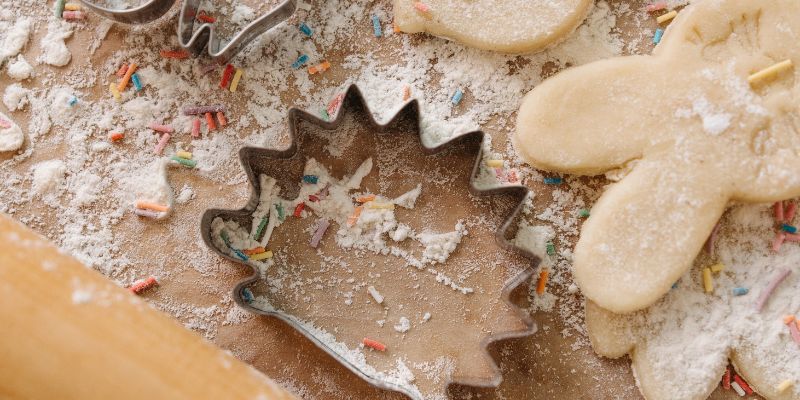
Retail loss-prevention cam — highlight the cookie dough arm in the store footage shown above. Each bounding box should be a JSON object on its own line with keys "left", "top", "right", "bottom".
{"left": 514, "top": 56, "right": 667, "bottom": 175}
{"left": 572, "top": 157, "right": 728, "bottom": 313}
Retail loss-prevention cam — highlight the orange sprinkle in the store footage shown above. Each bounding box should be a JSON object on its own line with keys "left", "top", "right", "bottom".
{"left": 362, "top": 337, "right": 386, "bottom": 351}
{"left": 308, "top": 60, "right": 331, "bottom": 75}
{"left": 118, "top": 63, "right": 137, "bottom": 92}
{"left": 347, "top": 206, "right": 363, "bottom": 227}
{"left": 160, "top": 49, "right": 190, "bottom": 59}
{"left": 115, "top": 64, "right": 128, "bottom": 77}
{"left": 785, "top": 315, "right": 796, "bottom": 325}
{"left": 244, "top": 247, "right": 266, "bottom": 256}
{"left": 356, "top": 194, "right": 376, "bottom": 203}
{"left": 197, "top": 11, "right": 215, "bottom": 23}
{"left": 536, "top": 269, "right": 549, "bottom": 295}
{"left": 392, "top": 22, "right": 401, "bottom": 33}
{"left": 205, "top": 112, "right": 217, "bottom": 131}
{"left": 108, "top": 132, "right": 125, "bottom": 142}
{"left": 216, "top": 111, "right": 227, "bottom": 127}
{"left": 402, "top": 85, "right": 411, "bottom": 101}
{"left": 135, "top": 201, "right": 168, "bottom": 212}
{"left": 129, "top": 276, "right": 158, "bottom": 294}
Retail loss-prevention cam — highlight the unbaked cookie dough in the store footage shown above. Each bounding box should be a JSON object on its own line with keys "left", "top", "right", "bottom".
{"left": 514, "top": 0, "right": 800, "bottom": 313}
{"left": 392, "top": 0, "right": 593, "bottom": 53}
{"left": 0, "top": 112, "right": 23, "bottom": 152}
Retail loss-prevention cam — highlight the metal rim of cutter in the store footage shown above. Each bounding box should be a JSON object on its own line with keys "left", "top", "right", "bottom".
{"left": 80, "top": 0, "right": 297, "bottom": 64}
{"left": 200, "top": 85, "right": 541, "bottom": 400}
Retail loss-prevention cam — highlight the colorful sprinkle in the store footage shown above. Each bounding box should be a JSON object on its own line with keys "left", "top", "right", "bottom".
{"left": 772, "top": 231, "right": 786, "bottom": 252}
{"left": 645, "top": 1, "right": 667, "bottom": 12}
{"left": 363, "top": 337, "right": 386, "bottom": 351}
{"left": 230, "top": 69, "right": 243, "bottom": 92}
{"left": 782, "top": 224, "right": 797, "bottom": 233}
{"left": 733, "top": 375, "right": 753, "bottom": 395}
{"left": 372, "top": 15, "right": 382, "bottom": 37}
{"left": 485, "top": 159, "right": 504, "bottom": 168}
{"left": 722, "top": 366, "right": 731, "bottom": 390}
{"left": 535, "top": 269, "right": 549, "bottom": 295}
{"left": 108, "top": 132, "right": 125, "bottom": 142}
{"left": 148, "top": 123, "right": 174, "bottom": 134}
{"left": 133, "top": 208, "right": 161, "bottom": 219}
{"left": 62, "top": 10, "right": 85, "bottom": 20}
{"left": 170, "top": 156, "right": 196, "bottom": 168}
{"left": 118, "top": 63, "right": 137, "bottom": 92}
{"left": 356, "top": 194, "right": 376, "bottom": 203}
{"left": 129, "top": 276, "right": 158, "bottom": 294}
{"left": 249, "top": 251, "right": 273, "bottom": 261}
{"left": 109, "top": 82, "right": 121, "bottom": 102}
{"left": 787, "top": 202, "right": 798, "bottom": 221}
{"left": 403, "top": 85, "right": 411, "bottom": 101}
{"left": 367, "top": 285, "right": 384, "bottom": 304}
{"left": 183, "top": 104, "right": 226, "bottom": 115}
{"left": 303, "top": 175, "right": 319, "bottom": 184}
{"left": 451, "top": 88, "right": 464, "bottom": 105}
{"left": 292, "top": 54, "right": 309, "bottom": 69}
{"left": 730, "top": 381, "right": 745, "bottom": 396}
{"left": 253, "top": 217, "right": 269, "bottom": 240}
{"left": 546, "top": 242, "right": 555, "bottom": 256}
{"left": 217, "top": 111, "right": 228, "bottom": 127}
{"left": 131, "top": 73, "right": 143, "bottom": 91}
{"left": 754, "top": 268, "right": 792, "bottom": 312}
{"left": 197, "top": 10, "right": 215, "bottom": 23}
{"left": 154, "top": 133, "right": 171, "bottom": 155}
{"left": 244, "top": 247, "right": 266, "bottom": 256}
{"left": 702, "top": 267, "right": 713, "bottom": 293}
{"left": 220, "top": 64, "right": 235, "bottom": 89}
{"left": 299, "top": 22, "right": 313, "bottom": 37}
{"left": 205, "top": 112, "right": 217, "bottom": 131}
{"left": 176, "top": 151, "right": 192, "bottom": 160}
{"left": 135, "top": 201, "right": 168, "bottom": 213}
{"left": 64, "top": 3, "right": 80, "bottom": 11}
{"left": 115, "top": 64, "right": 128, "bottom": 77}
{"left": 579, "top": 209, "right": 591, "bottom": 218}
{"left": 732, "top": 287, "right": 748, "bottom": 296}
{"left": 544, "top": 177, "right": 562, "bottom": 185}
{"left": 191, "top": 118, "right": 201, "bottom": 138}
{"left": 775, "top": 201, "right": 785, "bottom": 223}
{"left": 54, "top": 0, "right": 66, "bottom": 17}
{"left": 656, "top": 10, "right": 678, "bottom": 24}
{"left": 276, "top": 203, "right": 285, "bottom": 220}
{"left": 327, "top": 93, "right": 345, "bottom": 116}
{"left": 308, "top": 60, "right": 331, "bottom": 75}
{"left": 347, "top": 206, "right": 363, "bottom": 227}
{"left": 310, "top": 219, "right": 330, "bottom": 248}
{"left": 159, "top": 49, "right": 190, "bottom": 59}
{"left": 709, "top": 263, "right": 725, "bottom": 273}
{"left": 241, "top": 287, "right": 254, "bottom": 303}
{"left": 294, "top": 202, "right": 306, "bottom": 217}
{"left": 705, "top": 222, "right": 721, "bottom": 256}
{"left": 413, "top": 2, "right": 430, "bottom": 13}
{"left": 749, "top": 60, "right": 794, "bottom": 86}
{"left": 653, "top": 28, "right": 664, "bottom": 44}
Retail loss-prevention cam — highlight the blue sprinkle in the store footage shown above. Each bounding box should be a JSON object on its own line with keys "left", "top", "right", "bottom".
{"left": 371, "top": 15, "right": 382, "bottom": 37}
{"left": 233, "top": 249, "right": 248, "bottom": 261}
{"left": 732, "top": 287, "right": 749, "bottom": 296}
{"left": 68, "top": 96, "right": 78, "bottom": 106}
{"left": 299, "top": 22, "right": 313, "bottom": 37}
{"left": 451, "top": 88, "right": 464, "bottom": 105}
{"left": 544, "top": 177, "right": 563, "bottom": 185}
{"left": 653, "top": 28, "right": 664, "bottom": 44}
{"left": 241, "top": 287, "right": 254, "bottom": 303}
{"left": 303, "top": 175, "right": 319, "bottom": 184}
{"left": 292, "top": 54, "right": 309, "bottom": 69}
{"left": 782, "top": 224, "right": 797, "bottom": 234}
{"left": 131, "top": 73, "right": 143, "bottom": 92}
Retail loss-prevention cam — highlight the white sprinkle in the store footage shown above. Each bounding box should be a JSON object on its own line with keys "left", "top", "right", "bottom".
{"left": 367, "top": 285, "right": 384, "bottom": 304}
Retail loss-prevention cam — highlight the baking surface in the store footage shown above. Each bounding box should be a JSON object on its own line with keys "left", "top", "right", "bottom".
{"left": 0, "top": 0, "right": 750, "bottom": 398}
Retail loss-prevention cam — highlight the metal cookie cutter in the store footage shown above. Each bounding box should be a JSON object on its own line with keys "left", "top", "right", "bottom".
{"left": 80, "top": 0, "right": 296, "bottom": 63}
{"left": 200, "top": 85, "right": 540, "bottom": 399}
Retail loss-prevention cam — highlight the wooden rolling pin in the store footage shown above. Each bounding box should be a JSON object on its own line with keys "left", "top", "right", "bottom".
{"left": 0, "top": 214, "right": 295, "bottom": 400}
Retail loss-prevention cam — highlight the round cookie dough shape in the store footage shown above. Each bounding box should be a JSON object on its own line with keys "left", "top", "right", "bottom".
{"left": 393, "top": 0, "right": 594, "bottom": 53}
{"left": 0, "top": 112, "right": 24, "bottom": 152}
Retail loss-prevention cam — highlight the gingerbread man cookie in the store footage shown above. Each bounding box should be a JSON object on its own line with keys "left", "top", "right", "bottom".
{"left": 392, "top": 0, "right": 593, "bottom": 53}
{"left": 514, "top": 0, "right": 800, "bottom": 313}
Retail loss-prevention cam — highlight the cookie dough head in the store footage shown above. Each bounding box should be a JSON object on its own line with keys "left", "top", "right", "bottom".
{"left": 514, "top": 0, "right": 800, "bottom": 313}
{"left": 392, "top": 0, "right": 593, "bottom": 53}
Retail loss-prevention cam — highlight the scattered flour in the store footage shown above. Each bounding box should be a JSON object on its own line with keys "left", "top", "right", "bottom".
{"left": 7, "top": 55, "right": 33, "bottom": 80}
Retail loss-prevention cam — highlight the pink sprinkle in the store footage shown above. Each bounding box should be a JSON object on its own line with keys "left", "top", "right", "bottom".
{"left": 754, "top": 268, "right": 792, "bottom": 312}
{"left": 148, "top": 123, "right": 174, "bottom": 133}
{"left": 154, "top": 133, "right": 171, "bottom": 155}
{"left": 327, "top": 93, "right": 345, "bottom": 117}
{"left": 773, "top": 232, "right": 787, "bottom": 252}
{"left": 134, "top": 208, "right": 161, "bottom": 219}
{"left": 785, "top": 233, "right": 800, "bottom": 242}
{"left": 191, "top": 118, "right": 201, "bottom": 138}
{"left": 787, "top": 202, "right": 797, "bottom": 222}
{"left": 705, "top": 222, "right": 721, "bottom": 256}
{"left": 413, "top": 1, "right": 430, "bottom": 12}
{"left": 775, "top": 201, "right": 785, "bottom": 223}
{"left": 63, "top": 11, "right": 86, "bottom": 20}
{"left": 645, "top": 1, "right": 667, "bottom": 12}
{"left": 0, "top": 118, "right": 11, "bottom": 129}
{"left": 310, "top": 219, "right": 330, "bottom": 248}
{"left": 790, "top": 321, "right": 800, "bottom": 346}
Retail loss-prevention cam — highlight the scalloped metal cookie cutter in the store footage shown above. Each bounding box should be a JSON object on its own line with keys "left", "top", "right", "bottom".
{"left": 80, "top": 0, "right": 296, "bottom": 63}
{"left": 200, "top": 85, "right": 541, "bottom": 399}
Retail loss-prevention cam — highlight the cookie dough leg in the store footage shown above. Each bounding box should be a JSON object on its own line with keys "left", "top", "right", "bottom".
{"left": 573, "top": 157, "right": 728, "bottom": 314}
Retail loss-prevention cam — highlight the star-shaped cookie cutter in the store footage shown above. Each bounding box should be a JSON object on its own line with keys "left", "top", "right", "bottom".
{"left": 200, "top": 85, "right": 540, "bottom": 399}
{"left": 80, "top": 0, "right": 296, "bottom": 63}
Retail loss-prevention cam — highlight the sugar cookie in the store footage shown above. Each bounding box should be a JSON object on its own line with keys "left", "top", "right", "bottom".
{"left": 0, "top": 111, "right": 23, "bottom": 152}
{"left": 515, "top": 0, "right": 800, "bottom": 313}
{"left": 392, "top": 0, "right": 593, "bottom": 53}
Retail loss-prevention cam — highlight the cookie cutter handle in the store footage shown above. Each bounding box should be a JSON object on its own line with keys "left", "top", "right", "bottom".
{"left": 80, "top": 0, "right": 177, "bottom": 24}
{"left": 179, "top": 0, "right": 297, "bottom": 63}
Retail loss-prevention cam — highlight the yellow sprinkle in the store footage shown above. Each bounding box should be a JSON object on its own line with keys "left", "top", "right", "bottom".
{"left": 367, "top": 202, "right": 395, "bottom": 210}
{"left": 748, "top": 59, "right": 794, "bottom": 86}
{"left": 710, "top": 263, "right": 725, "bottom": 273}
{"left": 176, "top": 151, "right": 192, "bottom": 159}
{"left": 108, "top": 82, "right": 121, "bottom": 102}
{"left": 702, "top": 267, "right": 713, "bottom": 293}
{"left": 249, "top": 251, "right": 273, "bottom": 261}
{"left": 486, "top": 159, "right": 504, "bottom": 168}
{"left": 777, "top": 379, "right": 794, "bottom": 393}
{"left": 64, "top": 3, "right": 81, "bottom": 10}
{"left": 230, "top": 69, "right": 243, "bottom": 93}
{"left": 656, "top": 10, "right": 678, "bottom": 24}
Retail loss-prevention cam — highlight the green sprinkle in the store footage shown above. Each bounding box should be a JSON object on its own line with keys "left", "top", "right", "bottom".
{"left": 320, "top": 109, "right": 330, "bottom": 121}
{"left": 546, "top": 242, "right": 555, "bottom": 256}
{"left": 579, "top": 209, "right": 590, "bottom": 218}
{"left": 253, "top": 216, "right": 269, "bottom": 240}
{"left": 171, "top": 156, "right": 197, "bottom": 168}
{"left": 276, "top": 204, "right": 285, "bottom": 221}
{"left": 221, "top": 230, "right": 231, "bottom": 247}
{"left": 54, "top": 0, "right": 65, "bottom": 17}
